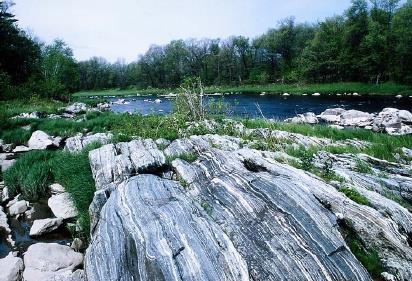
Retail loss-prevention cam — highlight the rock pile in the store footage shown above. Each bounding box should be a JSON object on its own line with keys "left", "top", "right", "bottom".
{"left": 286, "top": 107, "right": 412, "bottom": 135}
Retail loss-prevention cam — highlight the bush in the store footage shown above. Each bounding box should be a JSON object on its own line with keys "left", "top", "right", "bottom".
{"left": 174, "top": 77, "right": 206, "bottom": 121}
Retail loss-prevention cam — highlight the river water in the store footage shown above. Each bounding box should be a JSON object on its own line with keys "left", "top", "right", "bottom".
{"left": 107, "top": 93, "right": 412, "bottom": 119}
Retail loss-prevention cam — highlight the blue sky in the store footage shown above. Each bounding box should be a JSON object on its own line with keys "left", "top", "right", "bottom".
{"left": 13, "top": 0, "right": 352, "bottom": 62}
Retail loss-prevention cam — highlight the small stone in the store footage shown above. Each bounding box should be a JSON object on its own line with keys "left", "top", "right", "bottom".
{"left": 29, "top": 218, "right": 63, "bottom": 236}
{"left": 23, "top": 243, "right": 83, "bottom": 281}
{"left": 381, "top": 272, "right": 396, "bottom": 281}
{"left": 1, "top": 159, "right": 16, "bottom": 172}
{"left": 27, "top": 130, "right": 56, "bottom": 150}
{"left": 8, "top": 200, "right": 28, "bottom": 216}
{"left": 50, "top": 183, "right": 66, "bottom": 194}
{"left": 71, "top": 238, "right": 84, "bottom": 252}
{"left": 12, "top": 145, "right": 31, "bottom": 153}
{"left": 2, "top": 186, "right": 9, "bottom": 203}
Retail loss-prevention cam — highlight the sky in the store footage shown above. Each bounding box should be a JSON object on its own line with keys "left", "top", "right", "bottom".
{"left": 12, "top": 0, "right": 352, "bottom": 63}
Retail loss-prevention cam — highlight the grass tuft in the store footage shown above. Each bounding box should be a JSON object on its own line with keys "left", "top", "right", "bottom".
{"left": 340, "top": 188, "right": 371, "bottom": 206}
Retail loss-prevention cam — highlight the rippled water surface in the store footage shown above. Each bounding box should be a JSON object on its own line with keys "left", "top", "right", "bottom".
{"left": 108, "top": 93, "right": 412, "bottom": 119}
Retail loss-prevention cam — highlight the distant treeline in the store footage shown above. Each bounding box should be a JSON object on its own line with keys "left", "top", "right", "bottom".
{"left": 1, "top": 0, "right": 412, "bottom": 100}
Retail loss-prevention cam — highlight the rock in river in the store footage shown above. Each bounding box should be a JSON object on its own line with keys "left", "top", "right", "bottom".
{"left": 23, "top": 243, "right": 83, "bottom": 281}
{"left": 0, "top": 252, "right": 24, "bottom": 281}
{"left": 29, "top": 218, "right": 63, "bottom": 236}
{"left": 48, "top": 193, "right": 78, "bottom": 219}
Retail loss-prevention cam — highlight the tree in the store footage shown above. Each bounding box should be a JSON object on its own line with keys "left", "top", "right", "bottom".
{"left": 41, "top": 39, "right": 79, "bottom": 93}
{"left": 300, "top": 17, "right": 345, "bottom": 82}
{"left": 391, "top": 1, "right": 412, "bottom": 83}
{"left": 0, "top": 0, "right": 40, "bottom": 85}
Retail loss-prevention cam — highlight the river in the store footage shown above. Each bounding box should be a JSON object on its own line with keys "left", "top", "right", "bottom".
{"left": 107, "top": 93, "right": 412, "bottom": 119}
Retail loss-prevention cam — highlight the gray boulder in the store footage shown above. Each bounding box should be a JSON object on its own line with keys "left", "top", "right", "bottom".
{"left": 29, "top": 218, "right": 63, "bottom": 236}
{"left": 0, "top": 252, "right": 24, "bottom": 281}
{"left": 317, "top": 108, "right": 346, "bottom": 123}
{"left": 23, "top": 243, "right": 83, "bottom": 281}
{"left": 8, "top": 200, "right": 28, "bottom": 216}
{"left": 64, "top": 133, "right": 112, "bottom": 153}
{"left": 373, "top": 108, "right": 412, "bottom": 135}
{"left": 84, "top": 135, "right": 412, "bottom": 280}
{"left": 48, "top": 193, "right": 78, "bottom": 219}
{"left": 340, "top": 110, "right": 375, "bottom": 127}
{"left": 285, "top": 112, "right": 319, "bottom": 124}
{"left": 27, "top": 130, "right": 58, "bottom": 150}
{"left": 85, "top": 138, "right": 374, "bottom": 281}
{"left": 65, "top": 102, "right": 87, "bottom": 114}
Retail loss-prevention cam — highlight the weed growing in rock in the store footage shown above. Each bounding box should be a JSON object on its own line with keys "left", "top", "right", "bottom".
{"left": 355, "top": 158, "right": 374, "bottom": 174}
{"left": 166, "top": 152, "right": 198, "bottom": 164}
{"left": 339, "top": 188, "right": 370, "bottom": 206}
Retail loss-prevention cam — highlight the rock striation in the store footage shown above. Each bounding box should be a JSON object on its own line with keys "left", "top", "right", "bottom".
{"left": 85, "top": 134, "right": 412, "bottom": 280}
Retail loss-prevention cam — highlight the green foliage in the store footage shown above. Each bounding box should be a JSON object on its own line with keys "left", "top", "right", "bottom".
{"left": 340, "top": 188, "right": 370, "bottom": 206}
{"left": 4, "top": 150, "right": 54, "bottom": 200}
{"left": 345, "top": 234, "right": 384, "bottom": 278}
{"left": 355, "top": 158, "right": 374, "bottom": 174}
{"left": 166, "top": 152, "right": 198, "bottom": 164}
{"left": 3, "top": 147, "right": 96, "bottom": 239}
{"left": 51, "top": 148, "right": 96, "bottom": 238}
{"left": 174, "top": 77, "right": 206, "bottom": 121}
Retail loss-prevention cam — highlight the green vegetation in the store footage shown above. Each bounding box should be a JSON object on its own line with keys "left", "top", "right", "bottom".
{"left": 354, "top": 158, "right": 374, "bottom": 174}
{"left": 166, "top": 152, "right": 198, "bottom": 164}
{"left": 340, "top": 188, "right": 371, "bottom": 206}
{"left": 3, "top": 147, "right": 97, "bottom": 239}
{"left": 345, "top": 233, "right": 384, "bottom": 278}
{"left": 242, "top": 119, "right": 412, "bottom": 162}
{"left": 4, "top": 151, "right": 54, "bottom": 200}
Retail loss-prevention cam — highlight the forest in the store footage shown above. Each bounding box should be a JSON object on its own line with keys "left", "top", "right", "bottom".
{"left": 1, "top": 0, "right": 412, "bottom": 100}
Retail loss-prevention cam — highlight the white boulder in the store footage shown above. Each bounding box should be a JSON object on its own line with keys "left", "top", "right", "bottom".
{"left": 23, "top": 243, "right": 83, "bottom": 281}
{"left": 28, "top": 130, "right": 57, "bottom": 150}
{"left": 65, "top": 103, "right": 87, "bottom": 114}
{"left": 48, "top": 193, "right": 78, "bottom": 219}
{"left": 8, "top": 200, "right": 28, "bottom": 216}
{"left": 0, "top": 252, "right": 24, "bottom": 281}
{"left": 29, "top": 218, "right": 63, "bottom": 236}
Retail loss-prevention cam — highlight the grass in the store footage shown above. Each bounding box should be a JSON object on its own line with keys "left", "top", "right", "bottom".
{"left": 355, "top": 158, "right": 374, "bottom": 174}
{"left": 343, "top": 229, "right": 384, "bottom": 278}
{"left": 3, "top": 148, "right": 97, "bottom": 239}
{"left": 242, "top": 119, "right": 412, "bottom": 162}
{"left": 72, "top": 82, "right": 412, "bottom": 97}
{"left": 340, "top": 188, "right": 371, "bottom": 206}
{"left": 166, "top": 152, "right": 198, "bottom": 164}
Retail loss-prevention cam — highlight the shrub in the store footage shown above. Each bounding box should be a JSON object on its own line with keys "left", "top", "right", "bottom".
{"left": 174, "top": 77, "right": 206, "bottom": 121}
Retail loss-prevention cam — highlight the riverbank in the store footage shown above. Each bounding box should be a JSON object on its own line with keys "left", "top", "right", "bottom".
{"left": 72, "top": 82, "right": 412, "bottom": 97}
{"left": 1, "top": 99, "right": 412, "bottom": 280}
